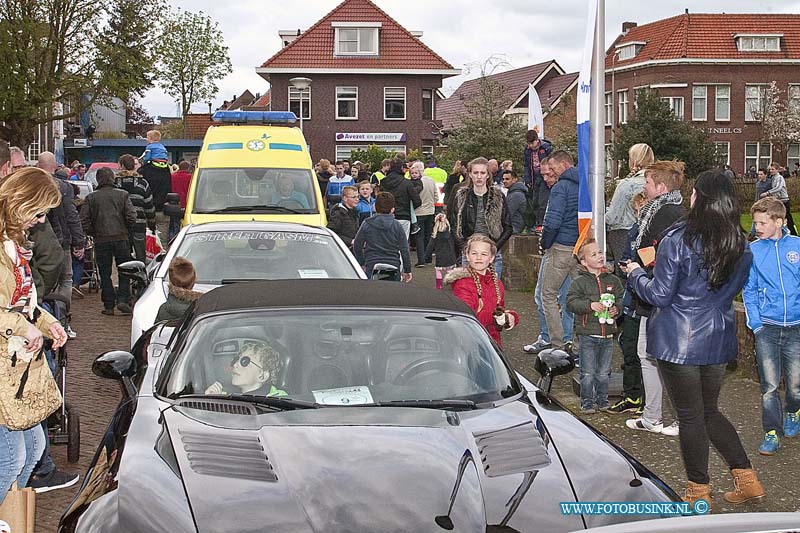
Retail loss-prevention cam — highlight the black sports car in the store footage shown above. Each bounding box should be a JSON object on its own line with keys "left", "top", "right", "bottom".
{"left": 60, "top": 280, "right": 680, "bottom": 533}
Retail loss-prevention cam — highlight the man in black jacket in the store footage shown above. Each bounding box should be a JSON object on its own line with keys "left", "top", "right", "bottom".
{"left": 378, "top": 157, "right": 421, "bottom": 239}
{"left": 327, "top": 186, "right": 360, "bottom": 248}
{"left": 116, "top": 154, "right": 156, "bottom": 263}
{"left": 448, "top": 157, "right": 512, "bottom": 276}
{"left": 81, "top": 168, "right": 138, "bottom": 315}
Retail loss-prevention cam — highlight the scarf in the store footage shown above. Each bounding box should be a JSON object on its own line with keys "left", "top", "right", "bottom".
{"left": 633, "top": 190, "right": 683, "bottom": 251}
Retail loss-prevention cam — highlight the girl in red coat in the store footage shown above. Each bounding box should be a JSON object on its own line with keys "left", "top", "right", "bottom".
{"left": 445, "top": 235, "right": 519, "bottom": 347}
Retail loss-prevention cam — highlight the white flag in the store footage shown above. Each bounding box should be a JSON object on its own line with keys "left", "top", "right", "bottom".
{"left": 527, "top": 83, "right": 544, "bottom": 137}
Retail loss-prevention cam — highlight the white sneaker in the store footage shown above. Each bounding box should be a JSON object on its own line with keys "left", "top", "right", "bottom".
{"left": 66, "top": 325, "right": 77, "bottom": 340}
{"left": 625, "top": 417, "right": 663, "bottom": 433}
{"left": 660, "top": 421, "right": 680, "bottom": 436}
{"left": 523, "top": 339, "right": 551, "bottom": 354}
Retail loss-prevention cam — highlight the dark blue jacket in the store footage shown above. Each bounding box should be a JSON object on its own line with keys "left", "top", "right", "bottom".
{"left": 540, "top": 166, "right": 579, "bottom": 250}
{"left": 523, "top": 139, "right": 553, "bottom": 187}
{"left": 353, "top": 214, "right": 411, "bottom": 275}
{"left": 505, "top": 182, "right": 528, "bottom": 234}
{"left": 628, "top": 222, "right": 753, "bottom": 365}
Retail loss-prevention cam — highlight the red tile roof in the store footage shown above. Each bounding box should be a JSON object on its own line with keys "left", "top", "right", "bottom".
{"left": 259, "top": 0, "right": 455, "bottom": 72}
{"left": 436, "top": 61, "right": 571, "bottom": 130}
{"left": 607, "top": 13, "right": 800, "bottom": 68}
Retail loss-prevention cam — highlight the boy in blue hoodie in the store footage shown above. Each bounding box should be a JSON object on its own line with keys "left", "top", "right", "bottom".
{"left": 352, "top": 192, "right": 411, "bottom": 282}
{"left": 743, "top": 196, "right": 800, "bottom": 455}
{"left": 355, "top": 180, "right": 375, "bottom": 224}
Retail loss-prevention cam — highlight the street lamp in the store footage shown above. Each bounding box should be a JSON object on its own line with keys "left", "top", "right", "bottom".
{"left": 289, "top": 77, "right": 312, "bottom": 132}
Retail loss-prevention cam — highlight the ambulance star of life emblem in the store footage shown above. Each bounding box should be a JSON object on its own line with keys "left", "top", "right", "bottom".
{"left": 247, "top": 139, "right": 265, "bottom": 151}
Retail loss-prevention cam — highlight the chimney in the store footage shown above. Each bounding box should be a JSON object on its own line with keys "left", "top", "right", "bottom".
{"left": 622, "top": 21, "right": 637, "bottom": 35}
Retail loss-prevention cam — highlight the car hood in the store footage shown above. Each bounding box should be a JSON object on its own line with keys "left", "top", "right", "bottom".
{"left": 163, "top": 399, "right": 585, "bottom": 533}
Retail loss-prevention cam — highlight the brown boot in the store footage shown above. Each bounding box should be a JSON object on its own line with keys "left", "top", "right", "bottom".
{"left": 723, "top": 468, "right": 765, "bottom": 504}
{"left": 683, "top": 480, "right": 711, "bottom": 506}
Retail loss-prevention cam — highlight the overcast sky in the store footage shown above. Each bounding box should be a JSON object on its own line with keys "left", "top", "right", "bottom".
{"left": 142, "top": 0, "right": 800, "bottom": 119}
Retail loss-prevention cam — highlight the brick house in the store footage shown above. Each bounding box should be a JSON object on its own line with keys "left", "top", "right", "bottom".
{"left": 256, "top": 0, "right": 460, "bottom": 163}
{"left": 605, "top": 13, "right": 800, "bottom": 175}
{"left": 436, "top": 60, "right": 579, "bottom": 146}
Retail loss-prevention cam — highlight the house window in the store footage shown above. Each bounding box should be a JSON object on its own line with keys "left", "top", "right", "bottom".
{"left": 27, "top": 124, "right": 42, "bottom": 161}
{"left": 788, "top": 144, "right": 800, "bottom": 173}
{"left": 714, "top": 142, "right": 730, "bottom": 166}
{"left": 422, "top": 89, "right": 434, "bottom": 120}
{"left": 789, "top": 85, "right": 800, "bottom": 113}
{"left": 737, "top": 35, "right": 781, "bottom": 52}
{"left": 715, "top": 85, "right": 730, "bottom": 121}
{"left": 605, "top": 144, "right": 613, "bottom": 178}
{"left": 604, "top": 92, "right": 612, "bottom": 126}
{"left": 615, "top": 42, "right": 645, "bottom": 61}
{"left": 335, "top": 144, "right": 405, "bottom": 161}
{"left": 384, "top": 87, "right": 406, "bottom": 120}
{"left": 661, "top": 96, "right": 684, "bottom": 120}
{"left": 288, "top": 87, "right": 311, "bottom": 120}
{"left": 336, "top": 87, "right": 358, "bottom": 120}
{"left": 617, "top": 90, "right": 628, "bottom": 124}
{"left": 745, "top": 142, "right": 772, "bottom": 171}
{"left": 692, "top": 86, "right": 707, "bottom": 121}
{"left": 745, "top": 84, "right": 766, "bottom": 121}
{"left": 421, "top": 145, "right": 434, "bottom": 158}
{"left": 334, "top": 26, "right": 379, "bottom": 56}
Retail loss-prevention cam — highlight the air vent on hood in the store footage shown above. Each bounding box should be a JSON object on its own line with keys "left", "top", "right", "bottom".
{"left": 175, "top": 398, "right": 258, "bottom": 415}
{"left": 180, "top": 430, "right": 277, "bottom": 482}
{"left": 473, "top": 421, "right": 551, "bottom": 477}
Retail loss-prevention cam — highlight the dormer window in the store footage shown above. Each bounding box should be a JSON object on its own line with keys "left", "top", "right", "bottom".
{"left": 615, "top": 41, "right": 646, "bottom": 61}
{"left": 332, "top": 22, "right": 381, "bottom": 56}
{"left": 736, "top": 34, "right": 782, "bottom": 51}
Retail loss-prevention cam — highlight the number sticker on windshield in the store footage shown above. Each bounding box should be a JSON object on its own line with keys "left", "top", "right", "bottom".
{"left": 312, "top": 386, "right": 374, "bottom": 405}
{"left": 298, "top": 269, "right": 329, "bottom": 279}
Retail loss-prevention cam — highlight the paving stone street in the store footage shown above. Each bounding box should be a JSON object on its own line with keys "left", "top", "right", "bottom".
{"left": 36, "top": 265, "right": 800, "bottom": 531}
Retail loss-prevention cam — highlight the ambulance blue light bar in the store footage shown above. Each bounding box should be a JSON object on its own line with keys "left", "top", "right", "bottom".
{"left": 211, "top": 111, "right": 297, "bottom": 124}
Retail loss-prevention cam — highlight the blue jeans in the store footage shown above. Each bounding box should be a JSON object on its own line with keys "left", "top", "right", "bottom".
{"left": 578, "top": 335, "right": 613, "bottom": 409}
{"left": 0, "top": 424, "right": 45, "bottom": 502}
{"left": 534, "top": 255, "right": 573, "bottom": 343}
{"left": 72, "top": 254, "right": 84, "bottom": 287}
{"left": 168, "top": 215, "right": 181, "bottom": 242}
{"left": 755, "top": 324, "right": 800, "bottom": 434}
{"left": 460, "top": 251, "right": 504, "bottom": 278}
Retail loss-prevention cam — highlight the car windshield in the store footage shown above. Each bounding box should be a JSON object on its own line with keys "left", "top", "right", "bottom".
{"left": 170, "top": 230, "right": 359, "bottom": 283}
{"left": 161, "top": 310, "right": 521, "bottom": 406}
{"left": 193, "top": 168, "right": 318, "bottom": 213}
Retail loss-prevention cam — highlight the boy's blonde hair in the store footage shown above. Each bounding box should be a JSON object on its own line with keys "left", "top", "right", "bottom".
{"left": 751, "top": 196, "right": 786, "bottom": 220}
{"left": 146, "top": 129, "right": 162, "bottom": 142}
{"left": 645, "top": 160, "right": 685, "bottom": 191}
{"left": 168, "top": 256, "right": 196, "bottom": 289}
{"left": 576, "top": 237, "right": 597, "bottom": 261}
{"left": 240, "top": 340, "right": 281, "bottom": 380}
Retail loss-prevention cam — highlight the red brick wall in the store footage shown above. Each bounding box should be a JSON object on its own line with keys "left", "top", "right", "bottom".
{"left": 184, "top": 113, "right": 213, "bottom": 139}
{"left": 604, "top": 63, "right": 800, "bottom": 174}
{"left": 543, "top": 87, "right": 578, "bottom": 143}
{"left": 268, "top": 74, "right": 444, "bottom": 162}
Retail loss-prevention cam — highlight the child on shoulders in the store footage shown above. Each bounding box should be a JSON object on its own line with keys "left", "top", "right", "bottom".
{"left": 142, "top": 129, "right": 169, "bottom": 167}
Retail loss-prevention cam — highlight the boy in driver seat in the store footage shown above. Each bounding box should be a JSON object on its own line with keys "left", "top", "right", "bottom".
{"left": 205, "top": 340, "right": 287, "bottom": 397}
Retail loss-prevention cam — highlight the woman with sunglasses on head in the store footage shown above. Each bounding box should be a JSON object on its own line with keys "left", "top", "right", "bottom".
{"left": 0, "top": 168, "right": 67, "bottom": 504}
{"left": 623, "top": 170, "right": 763, "bottom": 507}
{"left": 205, "top": 341, "right": 286, "bottom": 397}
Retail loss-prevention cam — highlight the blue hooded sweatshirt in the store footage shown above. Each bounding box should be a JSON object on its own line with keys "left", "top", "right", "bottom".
{"left": 540, "top": 166, "right": 579, "bottom": 250}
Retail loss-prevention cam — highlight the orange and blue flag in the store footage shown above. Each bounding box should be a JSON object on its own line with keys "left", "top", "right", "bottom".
{"left": 575, "top": 0, "right": 597, "bottom": 254}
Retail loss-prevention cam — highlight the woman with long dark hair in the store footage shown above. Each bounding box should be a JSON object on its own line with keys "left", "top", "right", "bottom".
{"left": 623, "top": 171, "right": 764, "bottom": 506}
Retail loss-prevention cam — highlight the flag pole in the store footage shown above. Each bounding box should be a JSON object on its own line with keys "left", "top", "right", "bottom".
{"left": 589, "top": 0, "right": 606, "bottom": 255}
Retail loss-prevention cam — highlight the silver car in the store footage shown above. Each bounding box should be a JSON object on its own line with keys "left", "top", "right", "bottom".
{"left": 129, "top": 221, "right": 366, "bottom": 346}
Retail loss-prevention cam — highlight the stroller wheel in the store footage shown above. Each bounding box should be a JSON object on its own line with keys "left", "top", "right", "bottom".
{"left": 66, "top": 403, "right": 81, "bottom": 463}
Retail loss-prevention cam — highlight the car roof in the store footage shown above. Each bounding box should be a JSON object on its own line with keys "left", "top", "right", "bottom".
{"left": 199, "top": 125, "right": 310, "bottom": 169}
{"left": 183, "top": 221, "right": 332, "bottom": 235}
{"left": 192, "top": 280, "right": 474, "bottom": 317}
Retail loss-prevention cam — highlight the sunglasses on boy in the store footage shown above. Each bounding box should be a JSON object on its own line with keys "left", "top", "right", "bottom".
{"left": 231, "top": 355, "right": 263, "bottom": 370}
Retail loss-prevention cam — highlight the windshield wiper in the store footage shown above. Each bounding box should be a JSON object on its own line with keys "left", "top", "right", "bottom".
{"left": 200, "top": 205, "right": 305, "bottom": 214}
{"left": 174, "top": 393, "right": 320, "bottom": 410}
{"left": 219, "top": 278, "right": 272, "bottom": 284}
{"left": 371, "top": 399, "right": 477, "bottom": 410}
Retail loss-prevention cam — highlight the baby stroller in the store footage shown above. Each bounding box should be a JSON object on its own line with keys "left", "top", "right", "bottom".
{"left": 41, "top": 292, "right": 81, "bottom": 463}
{"left": 79, "top": 236, "right": 100, "bottom": 293}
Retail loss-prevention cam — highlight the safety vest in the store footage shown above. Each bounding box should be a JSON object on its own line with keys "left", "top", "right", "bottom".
{"left": 370, "top": 171, "right": 385, "bottom": 184}
{"left": 424, "top": 167, "right": 448, "bottom": 207}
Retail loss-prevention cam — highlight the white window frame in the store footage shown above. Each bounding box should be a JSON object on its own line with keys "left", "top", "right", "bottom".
{"left": 422, "top": 89, "right": 434, "bottom": 121}
{"left": 288, "top": 86, "right": 311, "bottom": 120}
{"left": 421, "top": 145, "right": 434, "bottom": 158}
{"left": 745, "top": 141, "right": 772, "bottom": 171}
{"left": 660, "top": 96, "right": 684, "bottom": 120}
{"left": 736, "top": 35, "right": 781, "bottom": 52}
{"left": 604, "top": 92, "right": 612, "bottom": 126}
{"left": 788, "top": 143, "right": 800, "bottom": 172}
{"left": 692, "top": 86, "right": 707, "bottom": 121}
{"left": 715, "top": 85, "right": 730, "bottom": 121}
{"left": 27, "top": 124, "right": 42, "bottom": 161}
{"left": 617, "top": 89, "right": 628, "bottom": 125}
{"left": 789, "top": 84, "right": 800, "bottom": 113}
{"left": 714, "top": 141, "right": 730, "bottom": 166}
{"left": 335, "top": 144, "right": 406, "bottom": 162}
{"left": 333, "top": 25, "right": 379, "bottom": 56}
{"left": 335, "top": 86, "right": 358, "bottom": 120}
{"left": 745, "top": 84, "right": 767, "bottom": 122}
{"left": 384, "top": 87, "right": 406, "bottom": 120}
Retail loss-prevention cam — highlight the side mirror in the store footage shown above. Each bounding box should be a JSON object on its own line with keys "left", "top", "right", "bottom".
{"left": 118, "top": 260, "right": 148, "bottom": 285}
{"left": 163, "top": 203, "right": 185, "bottom": 218}
{"left": 93, "top": 350, "right": 137, "bottom": 380}
{"left": 165, "top": 192, "right": 180, "bottom": 205}
{"left": 534, "top": 349, "right": 576, "bottom": 395}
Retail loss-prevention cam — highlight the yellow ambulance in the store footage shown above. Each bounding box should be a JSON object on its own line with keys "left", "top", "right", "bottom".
{"left": 172, "top": 111, "right": 326, "bottom": 226}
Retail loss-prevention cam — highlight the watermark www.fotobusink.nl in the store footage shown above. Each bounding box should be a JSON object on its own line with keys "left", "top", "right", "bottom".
{"left": 560, "top": 500, "right": 710, "bottom": 516}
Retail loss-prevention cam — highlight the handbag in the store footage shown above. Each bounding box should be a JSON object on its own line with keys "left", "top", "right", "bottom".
{"left": 0, "top": 482, "right": 35, "bottom": 533}
{"left": 0, "top": 344, "right": 62, "bottom": 431}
